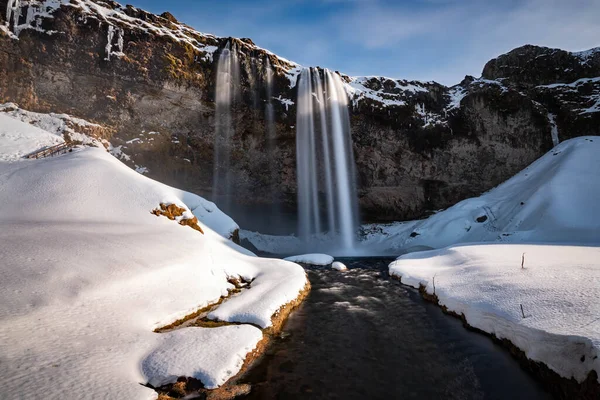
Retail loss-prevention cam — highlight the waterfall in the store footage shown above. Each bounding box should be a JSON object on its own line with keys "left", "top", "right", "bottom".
{"left": 296, "top": 68, "right": 359, "bottom": 249}
{"left": 265, "top": 57, "right": 276, "bottom": 145}
{"left": 212, "top": 42, "right": 240, "bottom": 213}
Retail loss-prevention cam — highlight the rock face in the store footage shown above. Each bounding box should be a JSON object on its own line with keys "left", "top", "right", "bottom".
{"left": 1, "top": 1, "right": 599, "bottom": 233}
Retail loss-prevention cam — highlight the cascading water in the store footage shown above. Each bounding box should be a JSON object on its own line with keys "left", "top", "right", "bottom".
{"left": 213, "top": 41, "right": 240, "bottom": 213}
{"left": 265, "top": 57, "right": 276, "bottom": 146}
{"left": 296, "top": 68, "right": 359, "bottom": 250}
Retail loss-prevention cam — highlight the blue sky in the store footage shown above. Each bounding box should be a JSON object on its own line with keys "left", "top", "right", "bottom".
{"left": 131, "top": 0, "right": 600, "bottom": 86}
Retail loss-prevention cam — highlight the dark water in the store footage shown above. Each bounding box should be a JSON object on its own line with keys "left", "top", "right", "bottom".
{"left": 242, "top": 258, "right": 551, "bottom": 400}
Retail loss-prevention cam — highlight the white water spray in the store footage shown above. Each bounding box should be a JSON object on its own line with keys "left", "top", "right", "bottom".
{"left": 296, "top": 68, "right": 359, "bottom": 249}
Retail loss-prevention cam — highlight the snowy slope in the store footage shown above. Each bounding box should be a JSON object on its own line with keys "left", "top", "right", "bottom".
{"left": 0, "top": 115, "right": 307, "bottom": 399}
{"left": 389, "top": 244, "right": 600, "bottom": 384}
{"left": 0, "top": 113, "right": 65, "bottom": 161}
{"left": 0, "top": 102, "right": 105, "bottom": 147}
{"left": 362, "top": 136, "right": 600, "bottom": 251}
{"left": 386, "top": 135, "right": 600, "bottom": 385}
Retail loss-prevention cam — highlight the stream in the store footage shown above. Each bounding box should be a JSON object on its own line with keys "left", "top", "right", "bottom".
{"left": 241, "top": 257, "right": 551, "bottom": 399}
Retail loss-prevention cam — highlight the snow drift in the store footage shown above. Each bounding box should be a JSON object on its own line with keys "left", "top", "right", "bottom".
{"left": 0, "top": 114, "right": 307, "bottom": 399}
{"left": 390, "top": 244, "right": 600, "bottom": 384}
{"left": 364, "top": 136, "right": 600, "bottom": 251}
{"left": 388, "top": 136, "right": 600, "bottom": 386}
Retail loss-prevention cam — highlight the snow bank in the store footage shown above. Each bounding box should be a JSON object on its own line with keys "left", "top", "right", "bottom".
{"left": 332, "top": 261, "right": 348, "bottom": 271}
{"left": 389, "top": 244, "right": 600, "bottom": 384}
{"left": 364, "top": 136, "right": 600, "bottom": 252}
{"left": 0, "top": 116, "right": 307, "bottom": 399}
{"left": 240, "top": 229, "right": 304, "bottom": 254}
{"left": 207, "top": 256, "right": 308, "bottom": 328}
{"left": 142, "top": 326, "right": 263, "bottom": 389}
{"left": 284, "top": 253, "right": 334, "bottom": 266}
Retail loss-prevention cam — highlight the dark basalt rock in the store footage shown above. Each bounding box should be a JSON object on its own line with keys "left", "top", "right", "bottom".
{"left": 0, "top": 0, "right": 598, "bottom": 232}
{"left": 482, "top": 44, "right": 600, "bottom": 87}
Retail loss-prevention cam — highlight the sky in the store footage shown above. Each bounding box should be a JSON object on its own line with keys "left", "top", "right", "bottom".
{"left": 129, "top": 0, "right": 600, "bottom": 86}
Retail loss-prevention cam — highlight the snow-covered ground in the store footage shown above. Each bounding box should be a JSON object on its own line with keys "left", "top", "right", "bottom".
{"left": 0, "top": 114, "right": 307, "bottom": 399}
{"left": 0, "top": 102, "right": 105, "bottom": 147}
{"left": 386, "top": 135, "right": 600, "bottom": 385}
{"left": 389, "top": 244, "right": 600, "bottom": 384}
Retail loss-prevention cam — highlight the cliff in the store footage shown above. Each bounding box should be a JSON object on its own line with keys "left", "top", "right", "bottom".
{"left": 1, "top": 0, "right": 598, "bottom": 232}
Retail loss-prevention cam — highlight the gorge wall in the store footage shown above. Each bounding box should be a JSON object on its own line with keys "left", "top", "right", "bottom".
{"left": 1, "top": 0, "right": 599, "bottom": 233}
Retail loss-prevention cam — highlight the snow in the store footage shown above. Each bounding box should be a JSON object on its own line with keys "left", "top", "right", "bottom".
{"left": 538, "top": 76, "right": 600, "bottom": 90}
{"left": 240, "top": 229, "right": 304, "bottom": 254}
{"left": 284, "top": 253, "right": 334, "bottom": 266}
{"left": 346, "top": 77, "right": 408, "bottom": 108}
{"left": 573, "top": 47, "right": 600, "bottom": 64}
{"left": 273, "top": 95, "right": 294, "bottom": 110}
{"left": 389, "top": 244, "right": 600, "bottom": 384}
{"left": 332, "top": 261, "right": 348, "bottom": 271}
{"left": 109, "top": 144, "right": 131, "bottom": 161}
{"left": 142, "top": 325, "right": 263, "bottom": 389}
{"left": 447, "top": 85, "right": 467, "bottom": 111}
{"left": 363, "top": 136, "right": 600, "bottom": 252}
{"left": 284, "top": 65, "right": 303, "bottom": 88}
{"left": 0, "top": 116, "right": 308, "bottom": 399}
{"left": 0, "top": 102, "right": 104, "bottom": 147}
{"left": 0, "top": 113, "right": 65, "bottom": 161}
{"left": 471, "top": 78, "right": 509, "bottom": 93}
{"left": 580, "top": 95, "right": 600, "bottom": 114}
{"left": 207, "top": 256, "right": 308, "bottom": 328}
{"left": 385, "top": 134, "right": 600, "bottom": 385}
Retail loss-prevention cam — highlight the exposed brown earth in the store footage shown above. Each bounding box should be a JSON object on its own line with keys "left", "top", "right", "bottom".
{"left": 151, "top": 203, "right": 204, "bottom": 234}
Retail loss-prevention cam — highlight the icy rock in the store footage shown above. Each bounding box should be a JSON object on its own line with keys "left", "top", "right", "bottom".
{"left": 284, "top": 253, "right": 334, "bottom": 266}
{"left": 331, "top": 261, "right": 347, "bottom": 271}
